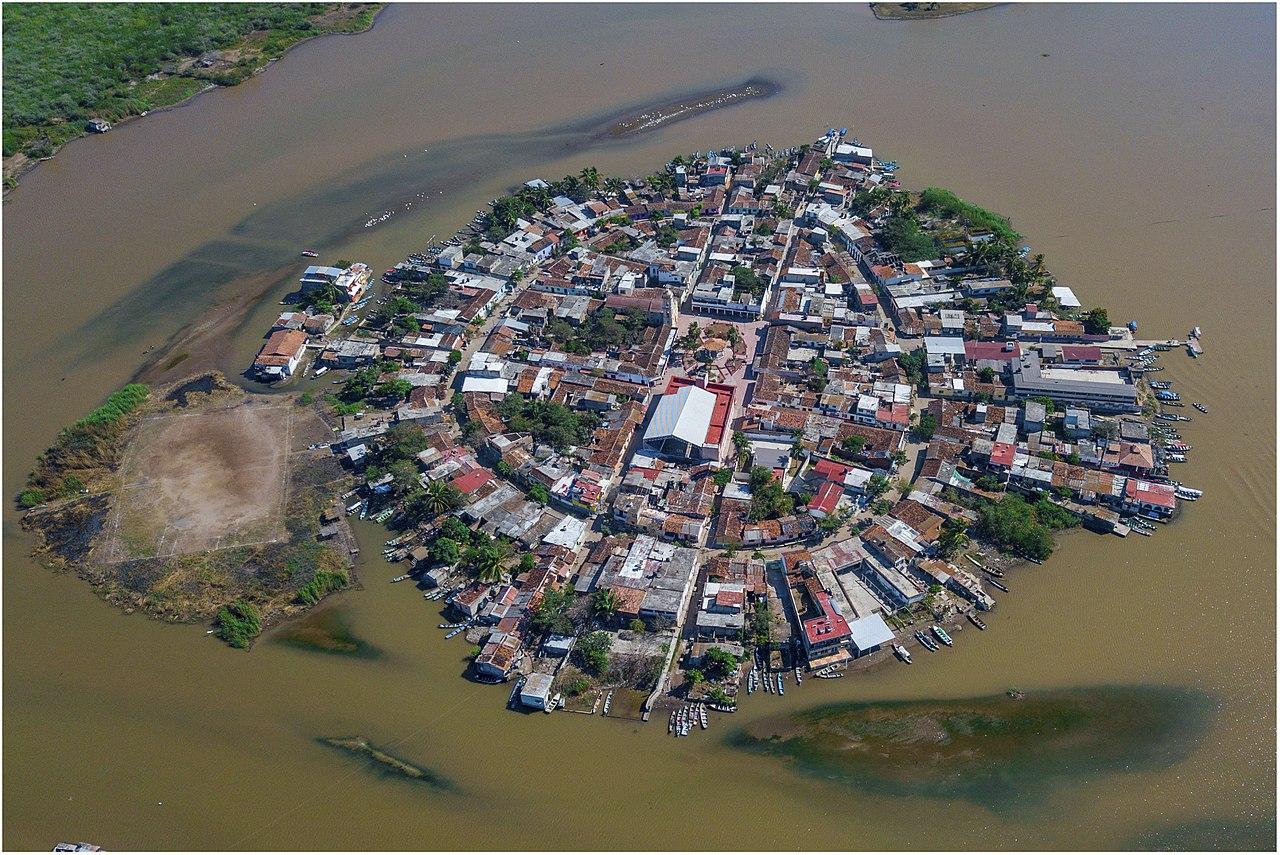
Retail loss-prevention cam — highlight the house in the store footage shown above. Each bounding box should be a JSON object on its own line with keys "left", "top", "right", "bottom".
{"left": 1121, "top": 478, "right": 1177, "bottom": 518}
{"left": 1063, "top": 407, "right": 1091, "bottom": 438}
{"left": 519, "top": 672, "right": 555, "bottom": 710}
{"left": 473, "top": 631, "right": 522, "bottom": 679}
{"left": 252, "top": 329, "right": 307, "bottom": 380}
{"left": 808, "top": 481, "right": 844, "bottom": 520}
{"left": 449, "top": 584, "right": 492, "bottom": 619}
{"left": 300, "top": 265, "right": 344, "bottom": 294}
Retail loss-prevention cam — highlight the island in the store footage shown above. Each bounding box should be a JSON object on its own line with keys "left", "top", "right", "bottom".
{"left": 21, "top": 126, "right": 1205, "bottom": 718}
{"left": 870, "top": 3, "right": 1000, "bottom": 20}
{"left": 2, "top": 3, "right": 383, "bottom": 188}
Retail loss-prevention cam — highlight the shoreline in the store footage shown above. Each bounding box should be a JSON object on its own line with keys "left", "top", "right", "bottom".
{"left": 2, "top": 4, "right": 386, "bottom": 193}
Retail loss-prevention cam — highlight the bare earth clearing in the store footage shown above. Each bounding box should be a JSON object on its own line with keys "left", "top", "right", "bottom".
{"left": 99, "top": 402, "right": 291, "bottom": 561}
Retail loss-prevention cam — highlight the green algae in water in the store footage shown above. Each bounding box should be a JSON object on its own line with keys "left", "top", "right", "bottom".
{"left": 271, "top": 605, "right": 382, "bottom": 660}
{"left": 726, "top": 686, "right": 1215, "bottom": 812}
{"left": 318, "top": 737, "right": 455, "bottom": 792}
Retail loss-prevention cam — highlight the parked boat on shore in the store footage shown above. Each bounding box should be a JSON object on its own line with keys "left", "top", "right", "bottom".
{"left": 893, "top": 643, "right": 912, "bottom": 663}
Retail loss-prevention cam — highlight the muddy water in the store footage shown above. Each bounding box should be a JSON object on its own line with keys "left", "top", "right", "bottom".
{"left": 4, "top": 3, "right": 1274, "bottom": 849}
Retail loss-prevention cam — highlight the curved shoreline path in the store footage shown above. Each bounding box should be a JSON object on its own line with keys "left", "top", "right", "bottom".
{"left": 3, "top": 3, "right": 1273, "bottom": 850}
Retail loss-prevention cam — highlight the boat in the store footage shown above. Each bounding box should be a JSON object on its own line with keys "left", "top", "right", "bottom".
{"left": 301, "top": 249, "right": 319, "bottom": 257}
{"left": 1132, "top": 526, "right": 1152, "bottom": 536}
{"left": 390, "top": 573, "right": 413, "bottom": 583}
{"left": 1193, "top": 402, "right": 1208, "bottom": 414}
{"left": 603, "top": 690, "right": 613, "bottom": 715}
{"left": 1127, "top": 320, "right": 1139, "bottom": 332}
{"left": 968, "top": 613, "right": 988, "bottom": 630}
{"left": 1191, "top": 326, "right": 1202, "bottom": 338}
{"left": 444, "top": 626, "right": 467, "bottom": 639}
{"left": 1155, "top": 413, "right": 1179, "bottom": 422}
{"left": 669, "top": 711, "right": 676, "bottom": 734}
{"left": 1166, "top": 453, "right": 1187, "bottom": 463}
{"left": 893, "top": 643, "right": 912, "bottom": 663}
{"left": 914, "top": 629, "right": 938, "bottom": 652}
{"left": 314, "top": 366, "right": 329, "bottom": 377}
{"left": 931, "top": 625, "right": 953, "bottom": 647}
{"left": 984, "top": 566, "right": 1005, "bottom": 578}
{"left": 546, "top": 693, "right": 562, "bottom": 713}
{"left": 1187, "top": 339, "right": 1203, "bottom": 357}
{"left": 699, "top": 705, "right": 708, "bottom": 729}
{"left": 794, "top": 667, "right": 803, "bottom": 685}
{"left": 1176, "top": 486, "right": 1203, "bottom": 500}
{"left": 988, "top": 576, "right": 1010, "bottom": 593}
{"left": 777, "top": 674, "right": 785, "bottom": 695}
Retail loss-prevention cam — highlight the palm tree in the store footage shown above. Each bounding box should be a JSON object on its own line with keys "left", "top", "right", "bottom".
{"left": 603, "top": 176, "right": 624, "bottom": 197}
{"left": 580, "top": 166, "right": 600, "bottom": 192}
{"left": 467, "top": 543, "right": 505, "bottom": 583}
{"left": 940, "top": 529, "right": 970, "bottom": 558}
{"left": 422, "top": 480, "right": 455, "bottom": 516}
{"left": 1029, "top": 253, "right": 1047, "bottom": 281}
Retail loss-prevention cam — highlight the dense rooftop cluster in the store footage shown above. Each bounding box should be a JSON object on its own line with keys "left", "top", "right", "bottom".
{"left": 269, "top": 126, "right": 1195, "bottom": 714}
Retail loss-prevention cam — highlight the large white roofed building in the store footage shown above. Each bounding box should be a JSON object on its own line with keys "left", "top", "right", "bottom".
{"left": 642, "top": 384, "right": 717, "bottom": 460}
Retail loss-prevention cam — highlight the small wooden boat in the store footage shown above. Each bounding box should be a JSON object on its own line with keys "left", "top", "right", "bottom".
{"left": 1193, "top": 402, "right": 1208, "bottom": 414}
{"left": 988, "top": 577, "right": 1010, "bottom": 593}
{"left": 301, "top": 249, "right": 319, "bottom": 257}
{"left": 968, "top": 613, "right": 987, "bottom": 630}
{"left": 893, "top": 643, "right": 912, "bottom": 663}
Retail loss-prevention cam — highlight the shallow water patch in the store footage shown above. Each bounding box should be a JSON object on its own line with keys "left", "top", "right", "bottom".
{"left": 726, "top": 685, "right": 1215, "bottom": 812}
{"left": 271, "top": 604, "right": 383, "bottom": 660}
{"left": 317, "top": 736, "right": 455, "bottom": 792}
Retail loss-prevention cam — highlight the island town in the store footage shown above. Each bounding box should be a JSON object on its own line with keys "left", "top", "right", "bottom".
{"left": 246, "top": 127, "right": 1206, "bottom": 726}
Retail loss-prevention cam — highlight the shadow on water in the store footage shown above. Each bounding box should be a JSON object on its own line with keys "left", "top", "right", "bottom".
{"left": 67, "top": 75, "right": 787, "bottom": 370}
{"left": 1124, "top": 816, "right": 1277, "bottom": 852}
{"left": 269, "top": 603, "right": 384, "bottom": 661}
{"left": 724, "top": 685, "right": 1216, "bottom": 814}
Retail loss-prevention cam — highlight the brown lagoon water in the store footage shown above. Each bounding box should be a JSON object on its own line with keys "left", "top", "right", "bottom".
{"left": 3, "top": 3, "right": 1274, "bottom": 849}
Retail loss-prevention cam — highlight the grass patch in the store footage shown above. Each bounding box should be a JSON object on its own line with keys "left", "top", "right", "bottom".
{"left": 216, "top": 599, "right": 262, "bottom": 648}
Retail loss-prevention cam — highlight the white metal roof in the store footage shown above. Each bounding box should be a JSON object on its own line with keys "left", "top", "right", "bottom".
{"left": 643, "top": 384, "right": 716, "bottom": 448}
{"left": 1051, "top": 286, "right": 1082, "bottom": 308}
{"left": 848, "top": 613, "right": 895, "bottom": 652}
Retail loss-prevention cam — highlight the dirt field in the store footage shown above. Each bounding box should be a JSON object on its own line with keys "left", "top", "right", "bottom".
{"left": 98, "top": 401, "right": 292, "bottom": 561}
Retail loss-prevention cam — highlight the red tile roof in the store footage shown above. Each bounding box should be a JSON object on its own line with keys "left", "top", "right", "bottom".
{"left": 450, "top": 468, "right": 494, "bottom": 494}
{"left": 991, "top": 442, "right": 1016, "bottom": 468}
{"left": 810, "top": 481, "right": 843, "bottom": 515}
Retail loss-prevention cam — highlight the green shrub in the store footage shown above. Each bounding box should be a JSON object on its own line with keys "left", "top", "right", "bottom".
{"left": 297, "top": 569, "right": 348, "bottom": 606}
{"left": 216, "top": 600, "right": 262, "bottom": 649}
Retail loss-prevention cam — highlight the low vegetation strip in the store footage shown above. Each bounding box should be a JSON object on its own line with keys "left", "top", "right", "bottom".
{"left": 18, "top": 382, "right": 151, "bottom": 508}
{"left": 2, "top": 3, "right": 382, "bottom": 180}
